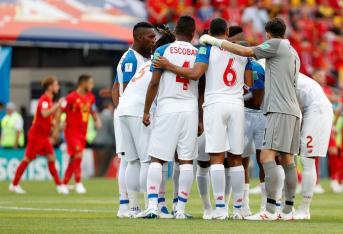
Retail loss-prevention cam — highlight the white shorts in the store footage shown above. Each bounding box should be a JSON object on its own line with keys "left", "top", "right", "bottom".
{"left": 148, "top": 112, "right": 198, "bottom": 162}
{"left": 242, "top": 108, "right": 266, "bottom": 158}
{"left": 114, "top": 116, "right": 151, "bottom": 162}
{"left": 204, "top": 102, "right": 244, "bottom": 154}
{"left": 300, "top": 107, "right": 333, "bottom": 157}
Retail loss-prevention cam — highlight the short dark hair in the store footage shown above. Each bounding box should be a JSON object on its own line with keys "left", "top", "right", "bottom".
{"left": 155, "top": 25, "right": 176, "bottom": 49}
{"left": 209, "top": 18, "right": 227, "bottom": 36}
{"left": 78, "top": 74, "right": 92, "bottom": 86}
{"left": 133, "top": 22, "right": 154, "bottom": 38}
{"left": 41, "top": 76, "right": 57, "bottom": 91}
{"left": 228, "top": 25, "right": 243, "bottom": 38}
{"left": 175, "top": 16, "right": 196, "bottom": 38}
{"left": 265, "top": 17, "right": 286, "bottom": 38}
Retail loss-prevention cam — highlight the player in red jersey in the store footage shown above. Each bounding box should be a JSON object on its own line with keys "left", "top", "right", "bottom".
{"left": 9, "top": 76, "right": 69, "bottom": 194}
{"left": 62, "top": 74, "right": 101, "bottom": 194}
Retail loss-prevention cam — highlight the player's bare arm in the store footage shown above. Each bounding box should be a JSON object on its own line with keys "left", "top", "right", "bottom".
{"left": 41, "top": 98, "right": 65, "bottom": 118}
{"left": 143, "top": 71, "right": 161, "bottom": 126}
{"left": 200, "top": 34, "right": 255, "bottom": 58}
{"left": 153, "top": 57, "right": 207, "bottom": 81}
{"left": 244, "top": 69, "right": 254, "bottom": 88}
{"left": 111, "top": 82, "right": 120, "bottom": 109}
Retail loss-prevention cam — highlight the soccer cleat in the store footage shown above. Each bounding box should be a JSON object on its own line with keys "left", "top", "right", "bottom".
{"left": 314, "top": 184, "right": 325, "bottom": 194}
{"left": 245, "top": 210, "right": 278, "bottom": 221}
{"left": 67, "top": 184, "right": 75, "bottom": 190}
{"left": 9, "top": 184, "right": 26, "bottom": 194}
{"left": 174, "top": 211, "right": 192, "bottom": 219}
{"left": 211, "top": 209, "right": 228, "bottom": 220}
{"left": 117, "top": 207, "right": 130, "bottom": 218}
{"left": 241, "top": 205, "right": 252, "bottom": 218}
{"left": 202, "top": 209, "right": 213, "bottom": 220}
{"left": 129, "top": 208, "right": 141, "bottom": 218}
{"left": 330, "top": 180, "right": 343, "bottom": 193}
{"left": 293, "top": 209, "right": 311, "bottom": 220}
{"left": 278, "top": 211, "right": 294, "bottom": 221}
{"left": 75, "top": 182, "right": 87, "bottom": 194}
{"left": 135, "top": 208, "right": 158, "bottom": 219}
{"left": 56, "top": 185, "right": 69, "bottom": 195}
{"left": 159, "top": 206, "right": 174, "bottom": 219}
{"left": 232, "top": 208, "right": 244, "bottom": 220}
{"left": 250, "top": 186, "right": 262, "bottom": 194}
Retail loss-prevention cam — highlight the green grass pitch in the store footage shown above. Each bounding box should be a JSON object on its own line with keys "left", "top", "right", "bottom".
{"left": 0, "top": 179, "right": 342, "bottom": 233}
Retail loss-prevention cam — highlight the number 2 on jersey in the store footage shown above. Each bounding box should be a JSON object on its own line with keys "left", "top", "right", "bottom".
{"left": 223, "top": 58, "right": 237, "bottom": 87}
{"left": 176, "top": 61, "right": 190, "bottom": 90}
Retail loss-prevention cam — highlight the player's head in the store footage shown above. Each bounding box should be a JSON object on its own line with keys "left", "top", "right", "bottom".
{"left": 42, "top": 76, "right": 59, "bottom": 95}
{"left": 228, "top": 25, "right": 245, "bottom": 42}
{"left": 175, "top": 16, "right": 196, "bottom": 41}
{"left": 133, "top": 22, "right": 156, "bottom": 56}
{"left": 265, "top": 17, "right": 286, "bottom": 39}
{"left": 209, "top": 18, "right": 228, "bottom": 37}
{"left": 155, "top": 25, "right": 176, "bottom": 49}
{"left": 78, "top": 74, "right": 94, "bottom": 92}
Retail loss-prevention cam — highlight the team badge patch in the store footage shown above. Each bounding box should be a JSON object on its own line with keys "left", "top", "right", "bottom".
{"left": 198, "top": 47, "right": 207, "bottom": 55}
{"left": 260, "top": 42, "right": 270, "bottom": 49}
{"left": 153, "top": 52, "right": 160, "bottom": 60}
{"left": 125, "top": 63, "right": 133, "bottom": 72}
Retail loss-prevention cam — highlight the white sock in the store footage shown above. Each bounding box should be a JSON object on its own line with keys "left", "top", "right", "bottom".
{"left": 301, "top": 157, "right": 316, "bottom": 212}
{"left": 229, "top": 165, "right": 244, "bottom": 209}
{"left": 125, "top": 160, "right": 140, "bottom": 211}
{"left": 260, "top": 182, "right": 267, "bottom": 210}
{"left": 140, "top": 162, "right": 150, "bottom": 208}
{"left": 196, "top": 165, "right": 212, "bottom": 211}
{"left": 175, "top": 164, "right": 194, "bottom": 213}
{"left": 172, "top": 162, "right": 180, "bottom": 211}
{"left": 243, "top": 183, "right": 250, "bottom": 208}
{"left": 118, "top": 160, "right": 129, "bottom": 209}
{"left": 210, "top": 164, "right": 226, "bottom": 210}
{"left": 158, "top": 163, "right": 168, "bottom": 209}
{"left": 276, "top": 165, "right": 285, "bottom": 208}
{"left": 225, "top": 168, "right": 232, "bottom": 207}
{"left": 146, "top": 162, "right": 162, "bottom": 210}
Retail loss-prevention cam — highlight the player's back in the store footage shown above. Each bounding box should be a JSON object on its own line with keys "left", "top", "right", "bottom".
{"left": 153, "top": 41, "right": 198, "bottom": 116}
{"left": 116, "top": 61, "right": 153, "bottom": 117}
{"left": 197, "top": 45, "right": 249, "bottom": 106}
{"left": 297, "top": 73, "right": 332, "bottom": 112}
{"left": 30, "top": 94, "right": 53, "bottom": 136}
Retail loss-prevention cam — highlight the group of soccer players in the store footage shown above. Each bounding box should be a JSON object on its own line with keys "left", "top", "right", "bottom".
{"left": 9, "top": 75, "right": 101, "bottom": 195}
{"left": 113, "top": 15, "right": 333, "bottom": 221}
{"left": 9, "top": 14, "right": 334, "bottom": 222}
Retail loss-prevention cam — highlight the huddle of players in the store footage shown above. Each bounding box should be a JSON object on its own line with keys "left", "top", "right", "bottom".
{"left": 115, "top": 15, "right": 333, "bottom": 221}
{"left": 9, "top": 75, "right": 102, "bottom": 195}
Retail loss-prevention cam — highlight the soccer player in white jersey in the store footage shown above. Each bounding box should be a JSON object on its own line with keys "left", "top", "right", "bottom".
{"left": 293, "top": 73, "right": 333, "bottom": 220}
{"left": 115, "top": 30, "right": 176, "bottom": 218}
{"left": 114, "top": 22, "right": 156, "bottom": 218}
{"left": 137, "top": 16, "right": 199, "bottom": 219}
{"left": 154, "top": 18, "right": 253, "bottom": 220}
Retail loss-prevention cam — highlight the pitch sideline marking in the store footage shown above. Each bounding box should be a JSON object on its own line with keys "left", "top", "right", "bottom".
{"left": 0, "top": 206, "right": 113, "bottom": 213}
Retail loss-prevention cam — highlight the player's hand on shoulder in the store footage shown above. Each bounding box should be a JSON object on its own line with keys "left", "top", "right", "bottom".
{"left": 199, "top": 34, "right": 222, "bottom": 47}
{"left": 58, "top": 98, "right": 66, "bottom": 108}
{"left": 143, "top": 113, "right": 150, "bottom": 127}
{"left": 153, "top": 56, "right": 170, "bottom": 70}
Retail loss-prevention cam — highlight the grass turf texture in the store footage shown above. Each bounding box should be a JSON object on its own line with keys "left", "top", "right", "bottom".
{"left": 0, "top": 179, "right": 342, "bottom": 234}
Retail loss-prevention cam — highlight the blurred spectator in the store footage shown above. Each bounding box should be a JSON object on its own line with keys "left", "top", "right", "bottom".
{"left": 0, "top": 102, "right": 24, "bottom": 148}
{"left": 241, "top": 0, "right": 269, "bottom": 34}
{"left": 93, "top": 101, "right": 116, "bottom": 176}
{"left": 146, "top": 0, "right": 178, "bottom": 26}
{"left": 197, "top": 0, "right": 214, "bottom": 22}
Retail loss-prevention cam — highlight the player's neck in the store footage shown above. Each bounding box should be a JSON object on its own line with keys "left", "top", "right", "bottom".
{"left": 176, "top": 35, "right": 192, "bottom": 43}
{"left": 44, "top": 90, "right": 53, "bottom": 99}
{"left": 214, "top": 35, "right": 226, "bottom": 40}
{"left": 76, "top": 87, "right": 87, "bottom": 96}
{"left": 132, "top": 44, "right": 149, "bottom": 59}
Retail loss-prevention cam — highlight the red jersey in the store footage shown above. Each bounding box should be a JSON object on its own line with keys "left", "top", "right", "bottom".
{"left": 29, "top": 94, "right": 54, "bottom": 137}
{"left": 63, "top": 91, "right": 95, "bottom": 137}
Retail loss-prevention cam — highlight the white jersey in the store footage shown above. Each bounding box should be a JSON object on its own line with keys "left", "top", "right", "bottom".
{"left": 196, "top": 45, "right": 250, "bottom": 106}
{"left": 296, "top": 73, "right": 332, "bottom": 114}
{"left": 152, "top": 41, "right": 198, "bottom": 116}
{"left": 114, "top": 48, "right": 148, "bottom": 95}
{"left": 116, "top": 61, "right": 154, "bottom": 117}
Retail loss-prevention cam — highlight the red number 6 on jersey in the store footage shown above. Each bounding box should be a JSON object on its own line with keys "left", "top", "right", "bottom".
{"left": 176, "top": 61, "right": 190, "bottom": 90}
{"left": 223, "top": 58, "right": 237, "bottom": 87}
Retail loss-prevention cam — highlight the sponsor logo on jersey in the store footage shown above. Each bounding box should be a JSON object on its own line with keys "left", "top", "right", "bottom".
{"left": 198, "top": 46, "right": 207, "bottom": 55}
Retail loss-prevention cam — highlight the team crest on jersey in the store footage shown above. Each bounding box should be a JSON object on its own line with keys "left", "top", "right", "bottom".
{"left": 125, "top": 63, "right": 133, "bottom": 72}
{"left": 153, "top": 52, "right": 160, "bottom": 60}
{"left": 260, "top": 42, "right": 270, "bottom": 49}
{"left": 198, "top": 47, "right": 207, "bottom": 55}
